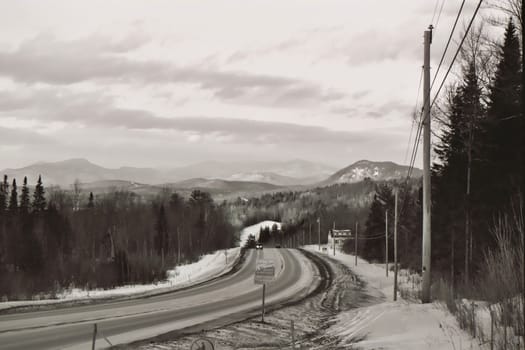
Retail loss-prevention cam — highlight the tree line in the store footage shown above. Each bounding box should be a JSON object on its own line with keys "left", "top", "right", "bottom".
{"left": 360, "top": 17, "right": 523, "bottom": 297}
{"left": 0, "top": 176, "right": 236, "bottom": 300}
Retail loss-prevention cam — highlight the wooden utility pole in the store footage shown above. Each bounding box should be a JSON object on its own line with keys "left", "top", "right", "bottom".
{"left": 291, "top": 320, "right": 295, "bottom": 348}
{"left": 177, "top": 227, "right": 181, "bottom": 264}
{"left": 92, "top": 323, "right": 97, "bottom": 350}
{"left": 261, "top": 284, "right": 266, "bottom": 323}
{"left": 422, "top": 25, "right": 433, "bottom": 303}
{"left": 318, "top": 217, "right": 321, "bottom": 251}
{"left": 355, "top": 222, "right": 358, "bottom": 266}
{"left": 333, "top": 221, "right": 336, "bottom": 256}
{"left": 309, "top": 222, "right": 312, "bottom": 245}
{"left": 520, "top": 0, "right": 525, "bottom": 332}
{"left": 385, "top": 209, "right": 389, "bottom": 277}
{"left": 521, "top": 0, "right": 525, "bottom": 335}
{"left": 465, "top": 107, "right": 474, "bottom": 286}
{"left": 394, "top": 190, "right": 399, "bottom": 301}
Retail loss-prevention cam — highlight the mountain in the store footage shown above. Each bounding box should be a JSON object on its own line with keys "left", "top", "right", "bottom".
{"left": 320, "top": 160, "right": 423, "bottom": 186}
{"left": 166, "top": 178, "right": 281, "bottom": 192}
{"left": 1, "top": 158, "right": 336, "bottom": 187}
{"left": 1, "top": 159, "right": 164, "bottom": 186}
{"left": 166, "top": 159, "right": 336, "bottom": 184}
{"left": 225, "top": 172, "right": 311, "bottom": 186}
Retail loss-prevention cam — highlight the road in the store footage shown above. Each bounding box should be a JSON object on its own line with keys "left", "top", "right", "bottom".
{"left": 0, "top": 248, "right": 312, "bottom": 349}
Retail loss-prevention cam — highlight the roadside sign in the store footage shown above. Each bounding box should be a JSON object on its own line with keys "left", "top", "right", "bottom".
{"left": 254, "top": 259, "right": 275, "bottom": 284}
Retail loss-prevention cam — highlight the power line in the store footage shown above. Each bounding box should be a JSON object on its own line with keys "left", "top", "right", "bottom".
{"left": 431, "top": 0, "right": 466, "bottom": 91}
{"left": 430, "top": 0, "right": 441, "bottom": 25}
{"left": 434, "top": 0, "right": 447, "bottom": 30}
{"left": 404, "top": 68, "right": 424, "bottom": 165}
{"left": 431, "top": 0, "right": 484, "bottom": 109}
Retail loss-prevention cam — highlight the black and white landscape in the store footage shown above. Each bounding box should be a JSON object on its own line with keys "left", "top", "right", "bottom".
{"left": 0, "top": 1, "right": 523, "bottom": 350}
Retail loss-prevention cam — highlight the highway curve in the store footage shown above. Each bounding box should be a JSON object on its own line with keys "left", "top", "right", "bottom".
{"left": 0, "top": 248, "right": 314, "bottom": 349}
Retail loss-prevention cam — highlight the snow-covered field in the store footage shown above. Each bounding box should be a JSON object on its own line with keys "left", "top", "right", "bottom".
{"left": 239, "top": 220, "right": 281, "bottom": 247}
{"left": 0, "top": 247, "right": 240, "bottom": 312}
{"left": 305, "top": 244, "right": 483, "bottom": 350}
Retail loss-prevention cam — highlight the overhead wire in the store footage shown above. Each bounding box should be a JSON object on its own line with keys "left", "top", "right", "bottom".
{"left": 403, "top": 68, "right": 424, "bottom": 166}
{"left": 431, "top": 0, "right": 484, "bottom": 109}
{"left": 431, "top": 0, "right": 466, "bottom": 91}
{"left": 434, "top": 0, "right": 447, "bottom": 31}
{"left": 399, "top": 0, "right": 484, "bottom": 228}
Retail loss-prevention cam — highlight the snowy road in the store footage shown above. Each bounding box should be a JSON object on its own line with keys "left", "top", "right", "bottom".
{"left": 0, "top": 248, "right": 313, "bottom": 349}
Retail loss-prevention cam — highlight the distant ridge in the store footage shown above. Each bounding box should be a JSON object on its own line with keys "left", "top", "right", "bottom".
{"left": 319, "top": 160, "right": 422, "bottom": 186}
{"left": 0, "top": 158, "right": 335, "bottom": 187}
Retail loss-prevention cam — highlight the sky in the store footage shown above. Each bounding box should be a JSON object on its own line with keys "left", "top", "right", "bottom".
{"left": 0, "top": 0, "right": 497, "bottom": 169}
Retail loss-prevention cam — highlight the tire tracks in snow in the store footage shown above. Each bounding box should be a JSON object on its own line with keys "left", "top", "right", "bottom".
{"left": 137, "top": 249, "right": 380, "bottom": 350}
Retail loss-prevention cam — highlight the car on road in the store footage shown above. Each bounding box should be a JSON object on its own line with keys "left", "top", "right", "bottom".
{"left": 275, "top": 244, "right": 281, "bottom": 248}
{"left": 256, "top": 243, "right": 263, "bottom": 249}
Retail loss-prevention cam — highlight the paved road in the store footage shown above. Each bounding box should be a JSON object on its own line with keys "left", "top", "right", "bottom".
{"left": 0, "top": 248, "right": 310, "bottom": 349}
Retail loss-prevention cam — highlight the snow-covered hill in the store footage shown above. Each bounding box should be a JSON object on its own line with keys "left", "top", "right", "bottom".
{"left": 320, "top": 160, "right": 422, "bottom": 185}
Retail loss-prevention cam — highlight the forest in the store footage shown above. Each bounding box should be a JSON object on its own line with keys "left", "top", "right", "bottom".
{"left": 0, "top": 176, "right": 236, "bottom": 299}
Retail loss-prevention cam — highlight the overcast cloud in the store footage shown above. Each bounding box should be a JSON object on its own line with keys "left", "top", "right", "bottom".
{"left": 0, "top": 0, "right": 497, "bottom": 169}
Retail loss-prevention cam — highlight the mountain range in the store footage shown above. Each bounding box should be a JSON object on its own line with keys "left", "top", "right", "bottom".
{"left": 0, "top": 159, "right": 334, "bottom": 187}
{"left": 0, "top": 158, "right": 422, "bottom": 196}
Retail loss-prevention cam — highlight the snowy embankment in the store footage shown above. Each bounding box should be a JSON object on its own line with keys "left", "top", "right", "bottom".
{"left": 238, "top": 220, "right": 281, "bottom": 247}
{"left": 0, "top": 247, "right": 240, "bottom": 312}
{"left": 304, "top": 244, "right": 482, "bottom": 350}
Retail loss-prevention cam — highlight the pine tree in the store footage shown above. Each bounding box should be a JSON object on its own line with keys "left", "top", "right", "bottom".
{"left": 20, "top": 176, "right": 30, "bottom": 214}
{"left": 87, "top": 192, "right": 95, "bottom": 209}
{"left": 154, "top": 204, "right": 168, "bottom": 259}
{"left": 0, "top": 175, "right": 7, "bottom": 213}
{"left": 482, "top": 19, "right": 522, "bottom": 210}
{"left": 32, "top": 175, "right": 46, "bottom": 212}
{"left": 433, "top": 58, "right": 484, "bottom": 281}
{"left": 8, "top": 179, "right": 17, "bottom": 212}
{"left": 363, "top": 184, "right": 393, "bottom": 261}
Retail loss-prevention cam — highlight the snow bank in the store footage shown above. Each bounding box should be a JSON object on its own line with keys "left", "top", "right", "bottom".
{"left": 239, "top": 220, "right": 281, "bottom": 247}
{"left": 0, "top": 247, "right": 240, "bottom": 311}
{"left": 304, "top": 244, "right": 482, "bottom": 350}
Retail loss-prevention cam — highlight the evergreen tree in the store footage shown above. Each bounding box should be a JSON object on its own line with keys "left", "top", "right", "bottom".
{"left": 19, "top": 176, "right": 30, "bottom": 214}
{"left": 87, "top": 192, "right": 95, "bottom": 209}
{"left": 8, "top": 179, "right": 17, "bottom": 212}
{"left": 32, "top": 175, "right": 46, "bottom": 212}
{"left": 0, "top": 175, "right": 7, "bottom": 213}
{"left": 154, "top": 204, "right": 168, "bottom": 257}
{"left": 363, "top": 184, "right": 393, "bottom": 261}
{"left": 433, "top": 57, "right": 485, "bottom": 281}
{"left": 482, "top": 19, "right": 522, "bottom": 210}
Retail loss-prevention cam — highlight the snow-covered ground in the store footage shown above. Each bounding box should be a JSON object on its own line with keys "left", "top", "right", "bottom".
{"left": 239, "top": 220, "right": 281, "bottom": 247}
{"left": 0, "top": 247, "right": 240, "bottom": 312}
{"left": 304, "top": 244, "right": 483, "bottom": 350}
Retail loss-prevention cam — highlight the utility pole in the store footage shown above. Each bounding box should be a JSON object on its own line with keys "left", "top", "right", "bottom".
{"left": 394, "top": 190, "right": 399, "bottom": 301}
{"left": 333, "top": 221, "right": 336, "bottom": 256}
{"left": 521, "top": 0, "right": 525, "bottom": 336}
{"left": 177, "top": 226, "right": 181, "bottom": 264}
{"left": 355, "top": 222, "right": 358, "bottom": 266}
{"left": 318, "top": 217, "right": 321, "bottom": 251}
{"left": 385, "top": 209, "right": 389, "bottom": 277}
{"left": 421, "top": 25, "right": 433, "bottom": 303}
{"left": 261, "top": 284, "right": 266, "bottom": 323}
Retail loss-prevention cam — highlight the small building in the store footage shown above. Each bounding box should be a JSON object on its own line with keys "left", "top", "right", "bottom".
{"left": 328, "top": 229, "right": 353, "bottom": 249}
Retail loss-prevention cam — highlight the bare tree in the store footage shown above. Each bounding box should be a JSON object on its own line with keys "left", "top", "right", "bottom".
{"left": 72, "top": 179, "right": 82, "bottom": 211}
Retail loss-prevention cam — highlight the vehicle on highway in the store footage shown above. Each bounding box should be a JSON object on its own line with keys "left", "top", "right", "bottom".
{"left": 256, "top": 243, "right": 263, "bottom": 249}
{"left": 275, "top": 244, "right": 281, "bottom": 248}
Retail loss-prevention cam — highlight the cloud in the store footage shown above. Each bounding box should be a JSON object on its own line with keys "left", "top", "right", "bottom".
{"left": 0, "top": 88, "right": 360, "bottom": 144}
{"left": 0, "top": 126, "right": 54, "bottom": 146}
{"left": 0, "top": 34, "right": 342, "bottom": 108}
